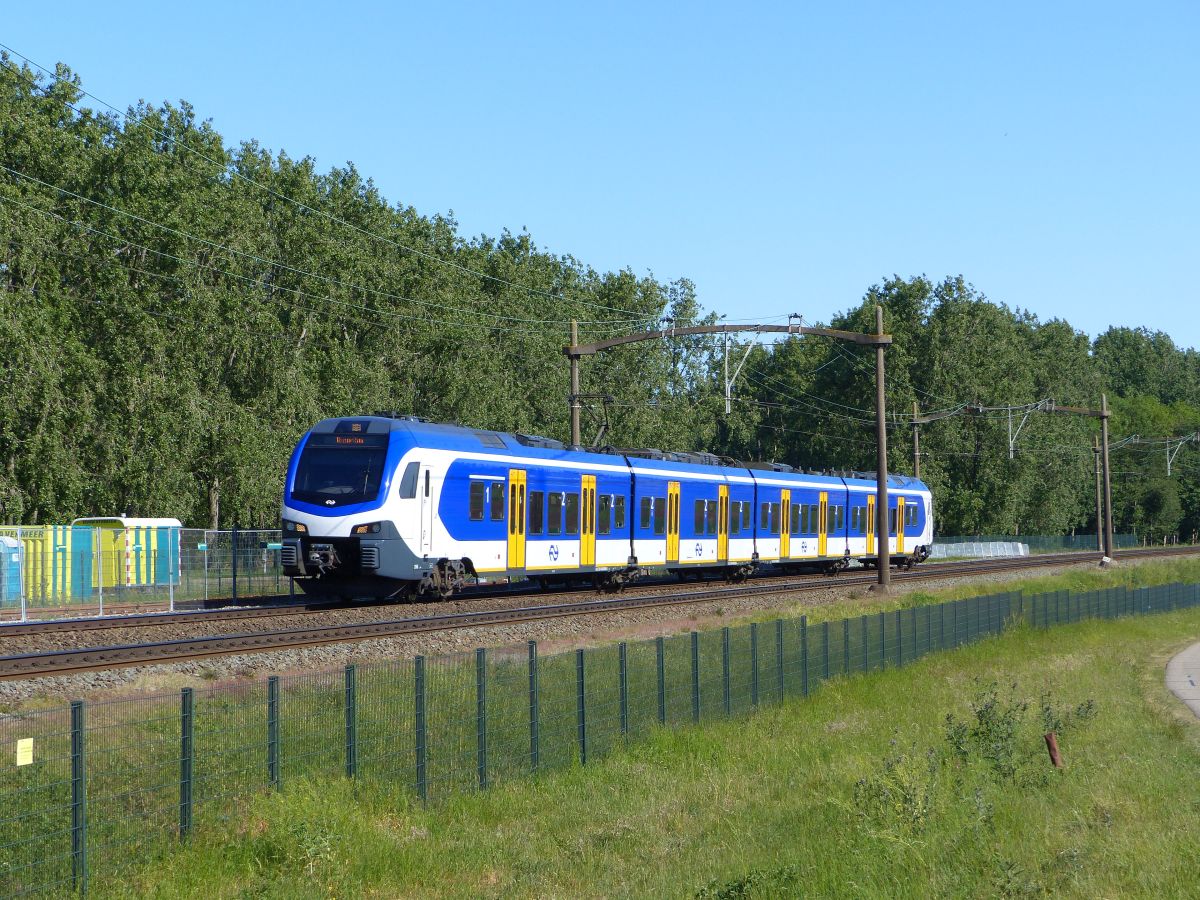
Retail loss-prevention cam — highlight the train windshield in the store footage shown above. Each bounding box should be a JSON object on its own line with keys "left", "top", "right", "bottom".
{"left": 292, "top": 434, "right": 388, "bottom": 507}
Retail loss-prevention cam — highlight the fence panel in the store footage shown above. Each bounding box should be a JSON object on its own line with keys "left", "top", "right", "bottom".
{"left": 3, "top": 578, "right": 1200, "bottom": 896}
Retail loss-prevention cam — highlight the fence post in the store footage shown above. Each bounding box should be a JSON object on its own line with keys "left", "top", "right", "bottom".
{"left": 861, "top": 614, "right": 868, "bottom": 672}
{"left": 71, "top": 699, "right": 87, "bottom": 895}
{"left": 776, "top": 620, "right": 785, "bottom": 701}
{"left": 952, "top": 601, "right": 959, "bottom": 647}
{"left": 344, "top": 665, "right": 357, "bottom": 780}
{"left": 476, "top": 648, "right": 488, "bottom": 789}
{"left": 939, "top": 601, "right": 945, "bottom": 648}
{"left": 576, "top": 648, "right": 587, "bottom": 765}
{"left": 800, "top": 615, "right": 809, "bottom": 696}
{"left": 879, "top": 611, "right": 886, "bottom": 667}
{"left": 722, "top": 628, "right": 732, "bottom": 716}
{"left": 267, "top": 676, "right": 280, "bottom": 789}
{"left": 691, "top": 631, "right": 701, "bottom": 723}
{"left": 167, "top": 543, "right": 175, "bottom": 613}
{"left": 619, "top": 642, "right": 629, "bottom": 735}
{"left": 822, "top": 620, "right": 830, "bottom": 680}
{"left": 914, "top": 606, "right": 921, "bottom": 658}
{"left": 843, "top": 618, "right": 850, "bottom": 674}
{"left": 17, "top": 526, "right": 26, "bottom": 623}
{"left": 414, "top": 655, "right": 427, "bottom": 803}
{"left": 895, "top": 610, "right": 902, "bottom": 666}
{"left": 528, "top": 641, "right": 539, "bottom": 771}
{"left": 231, "top": 523, "right": 239, "bottom": 604}
{"left": 180, "top": 688, "right": 194, "bottom": 840}
{"left": 656, "top": 636, "right": 666, "bottom": 724}
{"left": 750, "top": 623, "right": 759, "bottom": 707}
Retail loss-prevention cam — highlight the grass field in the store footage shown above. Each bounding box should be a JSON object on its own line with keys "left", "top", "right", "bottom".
{"left": 114, "top": 599, "right": 1200, "bottom": 897}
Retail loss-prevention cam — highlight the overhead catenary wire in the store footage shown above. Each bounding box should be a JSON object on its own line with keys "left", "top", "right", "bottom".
{"left": 0, "top": 192, "right": 588, "bottom": 339}
{"left": 0, "top": 164, "right": 643, "bottom": 333}
{"left": 0, "top": 45, "right": 732, "bottom": 327}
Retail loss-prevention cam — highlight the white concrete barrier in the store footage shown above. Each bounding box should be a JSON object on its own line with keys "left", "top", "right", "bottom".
{"left": 929, "top": 541, "right": 1030, "bottom": 560}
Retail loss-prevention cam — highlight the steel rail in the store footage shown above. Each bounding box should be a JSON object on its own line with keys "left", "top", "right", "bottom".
{"left": 2, "top": 547, "right": 1194, "bottom": 680}
{"left": 0, "top": 546, "right": 1193, "bottom": 640}
{"left": 0, "top": 550, "right": 1139, "bottom": 637}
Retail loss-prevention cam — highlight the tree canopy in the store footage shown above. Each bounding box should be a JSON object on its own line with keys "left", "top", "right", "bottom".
{"left": 2, "top": 57, "right": 1197, "bottom": 539}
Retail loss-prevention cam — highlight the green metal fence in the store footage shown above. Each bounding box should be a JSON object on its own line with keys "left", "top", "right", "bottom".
{"left": 2, "top": 580, "right": 1198, "bottom": 897}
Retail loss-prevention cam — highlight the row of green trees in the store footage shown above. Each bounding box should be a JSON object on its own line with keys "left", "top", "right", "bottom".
{"left": 1, "top": 57, "right": 1197, "bottom": 539}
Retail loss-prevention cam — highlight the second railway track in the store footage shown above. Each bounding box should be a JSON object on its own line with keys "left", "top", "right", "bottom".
{"left": 2, "top": 547, "right": 1194, "bottom": 681}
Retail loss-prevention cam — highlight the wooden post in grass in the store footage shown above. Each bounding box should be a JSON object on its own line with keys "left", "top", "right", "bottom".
{"left": 1044, "top": 732, "right": 1063, "bottom": 768}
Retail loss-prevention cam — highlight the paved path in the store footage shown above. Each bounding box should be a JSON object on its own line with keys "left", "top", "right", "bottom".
{"left": 1166, "top": 641, "right": 1200, "bottom": 718}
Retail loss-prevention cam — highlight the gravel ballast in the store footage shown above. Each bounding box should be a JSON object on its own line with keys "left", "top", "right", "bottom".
{"left": 0, "top": 559, "right": 1147, "bottom": 708}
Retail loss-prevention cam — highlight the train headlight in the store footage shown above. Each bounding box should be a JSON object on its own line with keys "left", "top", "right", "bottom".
{"left": 283, "top": 520, "right": 308, "bottom": 534}
{"left": 352, "top": 522, "right": 382, "bottom": 535}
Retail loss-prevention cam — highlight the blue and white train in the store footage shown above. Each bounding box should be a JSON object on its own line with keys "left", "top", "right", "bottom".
{"left": 280, "top": 416, "right": 934, "bottom": 599}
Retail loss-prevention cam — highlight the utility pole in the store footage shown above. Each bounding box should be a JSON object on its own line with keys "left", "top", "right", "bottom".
{"left": 1093, "top": 436, "right": 1103, "bottom": 553}
{"left": 564, "top": 316, "right": 893, "bottom": 590}
{"left": 1040, "top": 399, "right": 1115, "bottom": 559}
{"left": 569, "top": 320, "right": 581, "bottom": 447}
{"left": 911, "top": 400, "right": 921, "bottom": 480}
{"left": 1100, "top": 393, "right": 1114, "bottom": 558}
{"left": 874, "top": 305, "right": 891, "bottom": 590}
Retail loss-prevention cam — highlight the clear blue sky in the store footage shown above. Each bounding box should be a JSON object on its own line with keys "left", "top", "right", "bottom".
{"left": 5, "top": 1, "right": 1198, "bottom": 348}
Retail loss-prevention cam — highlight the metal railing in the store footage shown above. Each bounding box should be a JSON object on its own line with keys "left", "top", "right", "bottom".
{"left": 0, "top": 529, "right": 285, "bottom": 622}
{"left": 1, "top": 579, "right": 1197, "bottom": 896}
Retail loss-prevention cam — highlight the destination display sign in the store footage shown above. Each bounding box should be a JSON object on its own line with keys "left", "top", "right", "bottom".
{"left": 307, "top": 433, "right": 388, "bottom": 448}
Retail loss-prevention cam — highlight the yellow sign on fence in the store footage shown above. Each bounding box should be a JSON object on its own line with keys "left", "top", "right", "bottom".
{"left": 15, "top": 738, "right": 33, "bottom": 767}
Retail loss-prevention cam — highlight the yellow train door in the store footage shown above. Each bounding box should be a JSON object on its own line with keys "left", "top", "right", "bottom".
{"left": 718, "top": 484, "right": 729, "bottom": 562}
{"left": 897, "top": 496, "right": 905, "bottom": 554}
{"left": 780, "top": 489, "right": 791, "bottom": 559}
{"left": 580, "top": 474, "right": 597, "bottom": 567}
{"left": 818, "top": 491, "right": 829, "bottom": 557}
{"left": 866, "top": 494, "right": 876, "bottom": 556}
{"left": 507, "top": 469, "right": 527, "bottom": 571}
{"left": 666, "top": 481, "right": 680, "bottom": 563}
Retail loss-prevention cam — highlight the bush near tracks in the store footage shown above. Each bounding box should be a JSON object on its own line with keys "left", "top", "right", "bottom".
{"left": 118, "top": 608, "right": 1200, "bottom": 898}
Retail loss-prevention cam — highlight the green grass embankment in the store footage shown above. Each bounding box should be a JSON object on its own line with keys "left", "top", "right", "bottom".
{"left": 122, "top": 597, "right": 1200, "bottom": 898}
{"left": 784, "top": 554, "right": 1200, "bottom": 627}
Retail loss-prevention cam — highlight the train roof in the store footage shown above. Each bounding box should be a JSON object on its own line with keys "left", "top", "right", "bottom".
{"left": 307, "top": 416, "right": 931, "bottom": 492}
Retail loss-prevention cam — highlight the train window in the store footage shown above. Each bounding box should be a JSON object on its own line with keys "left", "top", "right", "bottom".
{"left": 706, "top": 500, "right": 718, "bottom": 535}
{"left": 790, "top": 503, "right": 800, "bottom": 535}
{"left": 905, "top": 504, "right": 917, "bottom": 528}
{"left": 425, "top": 470, "right": 430, "bottom": 497}
{"left": 528, "top": 491, "right": 544, "bottom": 535}
{"left": 760, "top": 503, "right": 770, "bottom": 530}
{"left": 694, "top": 499, "right": 706, "bottom": 534}
{"left": 565, "top": 493, "right": 580, "bottom": 535}
{"left": 614, "top": 496, "right": 626, "bottom": 529}
{"left": 730, "top": 501, "right": 741, "bottom": 535}
{"left": 769, "top": 503, "right": 780, "bottom": 535}
{"left": 548, "top": 493, "right": 563, "bottom": 534}
{"left": 598, "top": 495, "right": 612, "bottom": 535}
{"left": 742, "top": 502, "right": 751, "bottom": 530}
{"left": 399, "top": 462, "right": 420, "bottom": 499}
{"left": 469, "top": 482, "right": 486, "bottom": 521}
{"left": 851, "top": 507, "right": 861, "bottom": 532}
{"left": 640, "top": 497, "right": 652, "bottom": 529}
{"left": 836, "top": 506, "right": 844, "bottom": 531}
{"left": 889, "top": 508, "right": 897, "bottom": 535}
{"left": 490, "top": 483, "right": 505, "bottom": 521}
{"left": 653, "top": 497, "right": 666, "bottom": 535}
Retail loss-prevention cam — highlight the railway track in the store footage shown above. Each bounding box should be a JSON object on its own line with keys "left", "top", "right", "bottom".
{"left": 1, "top": 547, "right": 1194, "bottom": 681}
{"left": 0, "top": 547, "right": 1185, "bottom": 638}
